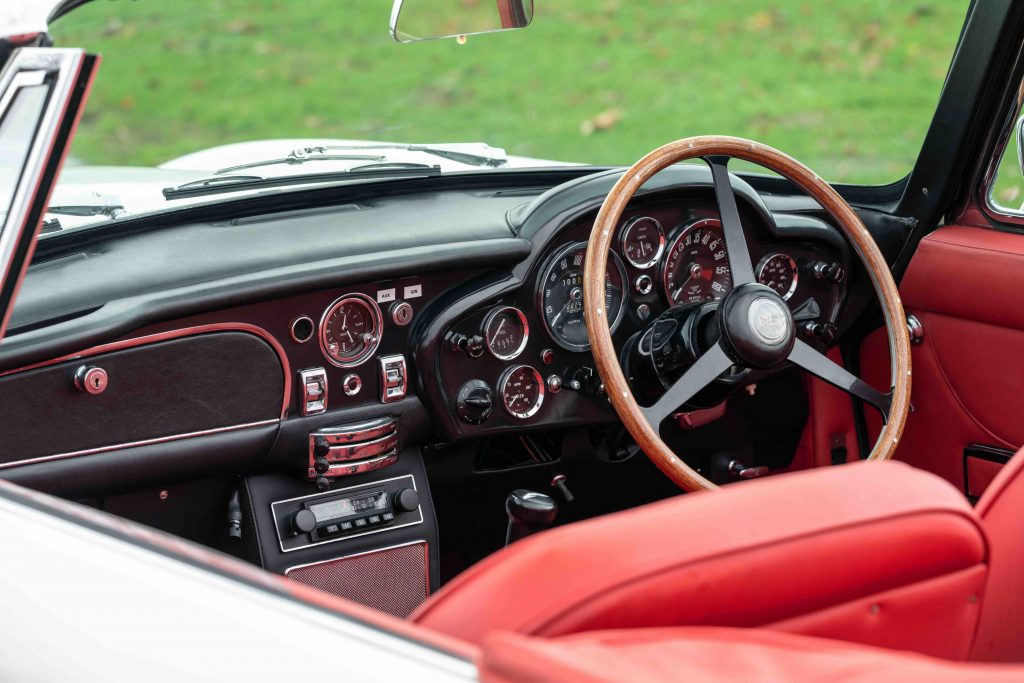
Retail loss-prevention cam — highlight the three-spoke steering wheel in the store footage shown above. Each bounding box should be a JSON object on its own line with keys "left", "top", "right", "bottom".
{"left": 583, "top": 136, "right": 911, "bottom": 491}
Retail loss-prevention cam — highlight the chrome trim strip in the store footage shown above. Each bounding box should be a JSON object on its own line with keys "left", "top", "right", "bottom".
{"left": 284, "top": 539, "right": 427, "bottom": 575}
{"left": 0, "top": 322, "right": 292, "bottom": 419}
{"left": 272, "top": 474, "right": 422, "bottom": 553}
{"left": 0, "top": 418, "right": 279, "bottom": 471}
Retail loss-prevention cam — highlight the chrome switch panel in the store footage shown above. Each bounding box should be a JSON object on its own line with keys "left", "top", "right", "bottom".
{"left": 299, "top": 367, "right": 328, "bottom": 416}
{"left": 378, "top": 354, "right": 407, "bottom": 403}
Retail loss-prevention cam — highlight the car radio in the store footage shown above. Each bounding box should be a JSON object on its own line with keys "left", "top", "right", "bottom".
{"left": 271, "top": 474, "right": 422, "bottom": 552}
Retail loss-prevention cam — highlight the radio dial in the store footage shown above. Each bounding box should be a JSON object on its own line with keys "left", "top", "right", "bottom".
{"left": 291, "top": 509, "right": 317, "bottom": 535}
{"left": 394, "top": 488, "right": 420, "bottom": 513}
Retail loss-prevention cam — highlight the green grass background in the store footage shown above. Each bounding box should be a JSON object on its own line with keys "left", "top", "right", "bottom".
{"left": 51, "top": 0, "right": 971, "bottom": 185}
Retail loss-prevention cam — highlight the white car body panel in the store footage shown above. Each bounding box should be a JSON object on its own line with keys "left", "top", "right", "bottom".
{"left": 0, "top": 488, "right": 476, "bottom": 682}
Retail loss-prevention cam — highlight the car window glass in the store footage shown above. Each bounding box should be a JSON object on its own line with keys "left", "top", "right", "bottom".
{"left": 0, "top": 85, "right": 48, "bottom": 225}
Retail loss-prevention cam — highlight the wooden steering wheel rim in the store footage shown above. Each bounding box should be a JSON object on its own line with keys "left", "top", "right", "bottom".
{"left": 583, "top": 136, "right": 911, "bottom": 491}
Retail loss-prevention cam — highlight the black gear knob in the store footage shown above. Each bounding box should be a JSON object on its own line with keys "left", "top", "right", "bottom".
{"left": 505, "top": 489, "right": 557, "bottom": 545}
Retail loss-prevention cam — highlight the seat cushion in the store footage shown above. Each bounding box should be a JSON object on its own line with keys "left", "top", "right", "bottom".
{"left": 413, "top": 461, "right": 986, "bottom": 657}
{"left": 479, "top": 627, "right": 1024, "bottom": 683}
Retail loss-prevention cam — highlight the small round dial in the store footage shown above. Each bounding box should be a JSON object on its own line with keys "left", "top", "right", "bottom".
{"left": 484, "top": 306, "right": 529, "bottom": 360}
{"left": 756, "top": 253, "right": 799, "bottom": 301}
{"left": 498, "top": 365, "right": 545, "bottom": 419}
{"left": 662, "top": 218, "right": 732, "bottom": 305}
{"left": 539, "top": 241, "right": 626, "bottom": 352}
{"left": 620, "top": 216, "right": 665, "bottom": 269}
{"left": 319, "top": 293, "right": 383, "bottom": 367}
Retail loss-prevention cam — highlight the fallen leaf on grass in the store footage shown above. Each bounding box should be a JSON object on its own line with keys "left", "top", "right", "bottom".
{"left": 580, "top": 108, "right": 623, "bottom": 136}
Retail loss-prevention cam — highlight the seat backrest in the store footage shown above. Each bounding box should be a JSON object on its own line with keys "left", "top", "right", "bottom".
{"left": 971, "top": 447, "right": 1024, "bottom": 661}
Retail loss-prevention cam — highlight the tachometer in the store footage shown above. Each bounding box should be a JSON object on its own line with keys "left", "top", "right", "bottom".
{"left": 319, "top": 293, "right": 383, "bottom": 367}
{"left": 619, "top": 216, "right": 665, "bottom": 269}
{"left": 483, "top": 306, "right": 529, "bottom": 360}
{"left": 498, "top": 365, "right": 545, "bottom": 419}
{"left": 756, "top": 253, "right": 799, "bottom": 301}
{"left": 539, "top": 241, "right": 626, "bottom": 352}
{"left": 661, "top": 218, "right": 732, "bottom": 305}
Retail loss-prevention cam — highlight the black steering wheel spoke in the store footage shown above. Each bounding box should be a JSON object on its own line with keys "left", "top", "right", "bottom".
{"left": 705, "top": 155, "right": 755, "bottom": 286}
{"left": 788, "top": 338, "right": 893, "bottom": 421}
{"left": 641, "top": 341, "right": 734, "bottom": 428}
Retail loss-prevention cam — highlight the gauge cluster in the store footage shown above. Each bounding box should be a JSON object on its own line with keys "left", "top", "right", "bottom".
{"left": 430, "top": 194, "right": 847, "bottom": 439}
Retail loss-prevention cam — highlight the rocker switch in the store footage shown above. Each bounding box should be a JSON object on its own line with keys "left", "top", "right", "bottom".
{"left": 299, "top": 368, "right": 328, "bottom": 416}
{"left": 379, "top": 355, "right": 407, "bottom": 403}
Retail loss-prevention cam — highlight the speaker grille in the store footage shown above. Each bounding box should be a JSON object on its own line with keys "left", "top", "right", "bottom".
{"left": 285, "top": 542, "right": 429, "bottom": 618}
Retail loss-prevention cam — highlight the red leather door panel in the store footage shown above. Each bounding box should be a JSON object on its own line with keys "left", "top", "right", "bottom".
{"left": 861, "top": 225, "right": 1024, "bottom": 491}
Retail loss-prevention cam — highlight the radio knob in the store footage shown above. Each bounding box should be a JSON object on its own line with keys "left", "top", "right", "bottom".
{"left": 291, "top": 509, "right": 317, "bottom": 535}
{"left": 393, "top": 488, "right": 420, "bottom": 513}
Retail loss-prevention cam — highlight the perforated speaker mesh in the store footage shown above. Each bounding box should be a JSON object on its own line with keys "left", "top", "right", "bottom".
{"left": 286, "top": 542, "right": 429, "bottom": 618}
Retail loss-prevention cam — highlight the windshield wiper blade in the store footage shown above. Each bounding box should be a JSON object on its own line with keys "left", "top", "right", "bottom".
{"left": 322, "top": 143, "right": 508, "bottom": 167}
{"left": 47, "top": 202, "right": 126, "bottom": 219}
{"left": 216, "top": 152, "right": 386, "bottom": 175}
{"left": 162, "top": 163, "right": 442, "bottom": 200}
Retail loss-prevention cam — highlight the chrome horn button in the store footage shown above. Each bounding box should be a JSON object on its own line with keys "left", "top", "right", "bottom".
{"left": 747, "top": 297, "right": 789, "bottom": 346}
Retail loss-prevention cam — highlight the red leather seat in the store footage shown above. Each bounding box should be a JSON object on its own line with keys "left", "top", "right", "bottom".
{"left": 412, "top": 460, "right": 994, "bottom": 658}
{"left": 971, "top": 450, "right": 1024, "bottom": 661}
{"left": 479, "top": 627, "right": 1024, "bottom": 683}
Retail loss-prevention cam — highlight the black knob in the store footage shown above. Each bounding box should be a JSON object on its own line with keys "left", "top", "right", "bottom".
{"left": 456, "top": 380, "right": 494, "bottom": 424}
{"left": 801, "top": 321, "right": 837, "bottom": 344}
{"left": 313, "top": 437, "right": 330, "bottom": 458}
{"left": 314, "top": 475, "right": 331, "bottom": 492}
{"left": 314, "top": 457, "right": 330, "bottom": 474}
{"left": 812, "top": 261, "right": 845, "bottom": 284}
{"left": 505, "top": 489, "right": 557, "bottom": 545}
{"left": 464, "top": 335, "right": 485, "bottom": 359}
{"left": 393, "top": 488, "right": 420, "bottom": 513}
{"left": 291, "top": 509, "right": 317, "bottom": 535}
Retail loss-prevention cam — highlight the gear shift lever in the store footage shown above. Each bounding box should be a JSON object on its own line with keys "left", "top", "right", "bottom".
{"left": 505, "top": 489, "right": 558, "bottom": 546}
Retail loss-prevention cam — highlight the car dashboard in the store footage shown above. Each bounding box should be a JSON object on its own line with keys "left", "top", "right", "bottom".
{"left": 0, "top": 164, "right": 864, "bottom": 613}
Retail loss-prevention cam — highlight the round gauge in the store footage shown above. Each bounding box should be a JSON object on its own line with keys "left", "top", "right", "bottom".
{"left": 318, "top": 293, "right": 383, "bottom": 367}
{"left": 661, "top": 218, "right": 732, "bottom": 305}
{"left": 539, "top": 241, "right": 626, "bottom": 352}
{"left": 498, "top": 365, "right": 545, "bottom": 419}
{"left": 619, "top": 216, "right": 665, "bottom": 269}
{"left": 483, "top": 306, "right": 529, "bottom": 360}
{"left": 756, "top": 253, "right": 799, "bottom": 301}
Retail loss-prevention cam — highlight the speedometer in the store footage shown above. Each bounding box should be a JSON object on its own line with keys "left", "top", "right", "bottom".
{"left": 661, "top": 218, "right": 732, "bottom": 305}
{"left": 538, "top": 241, "right": 626, "bottom": 352}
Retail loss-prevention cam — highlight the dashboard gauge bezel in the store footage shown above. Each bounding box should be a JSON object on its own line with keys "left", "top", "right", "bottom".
{"left": 755, "top": 252, "right": 799, "bottom": 301}
{"left": 318, "top": 292, "right": 384, "bottom": 368}
{"left": 498, "top": 364, "right": 545, "bottom": 419}
{"left": 483, "top": 305, "right": 530, "bottom": 361}
{"left": 537, "top": 240, "right": 628, "bottom": 353}
{"left": 619, "top": 216, "right": 666, "bottom": 269}
{"left": 660, "top": 217, "right": 732, "bottom": 305}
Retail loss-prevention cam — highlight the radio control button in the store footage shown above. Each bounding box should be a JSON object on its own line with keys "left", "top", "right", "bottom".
{"left": 368, "top": 515, "right": 382, "bottom": 524}
{"left": 394, "top": 487, "right": 420, "bottom": 513}
{"left": 325, "top": 524, "right": 340, "bottom": 535}
{"left": 382, "top": 512, "right": 395, "bottom": 522}
{"left": 354, "top": 518, "right": 367, "bottom": 528}
{"left": 291, "top": 509, "right": 317, "bottom": 535}
{"left": 340, "top": 521, "right": 353, "bottom": 530}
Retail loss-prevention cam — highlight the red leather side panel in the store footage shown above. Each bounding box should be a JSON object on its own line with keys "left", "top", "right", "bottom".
{"left": 972, "top": 450, "right": 1024, "bottom": 661}
{"left": 480, "top": 628, "right": 1024, "bottom": 683}
{"left": 860, "top": 225, "right": 1024, "bottom": 490}
{"left": 967, "top": 456, "right": 1007, "bottom": 500}
{"left": 415, "top": 462, "right": 985, "bottom": 654}
{"left": 768, "top": 564, "right": 985, "bottom": 660}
